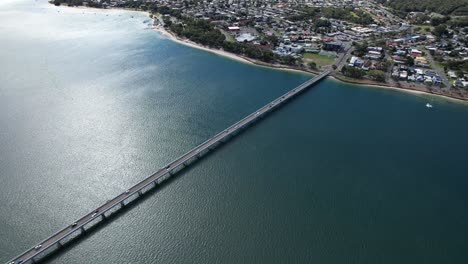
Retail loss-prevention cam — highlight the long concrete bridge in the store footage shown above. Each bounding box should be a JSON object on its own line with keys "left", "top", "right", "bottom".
{"left": 7, "top": 70, "right": 329, "bottom": 264}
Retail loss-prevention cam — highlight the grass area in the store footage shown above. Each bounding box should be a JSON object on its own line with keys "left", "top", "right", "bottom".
{"left": 303, "top": 53, "right": 336, "bottom": 67}
{"left": 350, "top": 11, "right": 360, "bottom": 18}
{"left": 219, "top": 29, "right": 235, "bottom": 42}
{"left": 414, "top": 24, "right": 433, "bottom": 32}
{"left": 434, "top": 60, "right": 446, "bottom": 71}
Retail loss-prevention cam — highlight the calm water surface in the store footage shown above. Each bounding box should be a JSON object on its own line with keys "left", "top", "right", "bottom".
{"left": 1, "top": 1, "right": 468, "bottom": 263}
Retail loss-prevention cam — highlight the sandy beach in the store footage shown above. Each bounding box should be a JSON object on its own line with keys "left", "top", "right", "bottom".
{"left": 152, "top": 25, "right": 468, "bottom": 103}
{"left": 331, "top": 74, "right": 468, "bottom": 103}
{"left": 57, "top": 4, "right": 468, "bottom": 102}
{"left": 152, "top": 25, "right": 320, "bottom": 76}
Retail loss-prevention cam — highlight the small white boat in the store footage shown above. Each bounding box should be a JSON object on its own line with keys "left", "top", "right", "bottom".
{"left": 426, "top": 103, "right": 433, "bottom": 108}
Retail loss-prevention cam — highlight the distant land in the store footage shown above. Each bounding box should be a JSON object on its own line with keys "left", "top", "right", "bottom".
{"left": 375, "top": 0, "right": 468, "bottom": 16}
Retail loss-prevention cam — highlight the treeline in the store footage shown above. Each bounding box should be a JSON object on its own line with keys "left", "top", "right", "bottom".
{"left": 341, "top": 66, "right": 365, "bottom": 79}
{"left": 287, "top": 7, "right": 374, "bottom": 25}
{"left": 169, "top": 18, "right": 225, "bottom": 48}
{"left": 168, "top": 17, "right": 279, "bottom": 64}
{"left": 52, "top": 0, "right": 103, "bottom": 7}
{"left": 375, "top": 0, "right": 468, "bottom": 15}
{"left": 321, "top": 7, "right": 374, "bottom": 25}
{"left": 341, "top": 66, "right": 386, "bottom": 82}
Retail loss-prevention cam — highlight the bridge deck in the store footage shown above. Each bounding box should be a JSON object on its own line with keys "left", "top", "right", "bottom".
{"left": 8, "top": 70, "right": 329, "bottom": 264}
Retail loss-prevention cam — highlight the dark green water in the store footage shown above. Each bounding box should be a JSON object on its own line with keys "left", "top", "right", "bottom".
{"left": 1, "top": 1, "right": 468, "bottom": 263}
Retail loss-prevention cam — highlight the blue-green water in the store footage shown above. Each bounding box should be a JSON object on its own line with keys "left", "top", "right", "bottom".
{"left": 1, "top": 1, "right": 468, "bottom": 263}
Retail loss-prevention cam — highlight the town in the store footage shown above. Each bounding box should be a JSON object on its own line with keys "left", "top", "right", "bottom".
{"left": 53, "top": 0, "right": 468, "bottom": 100}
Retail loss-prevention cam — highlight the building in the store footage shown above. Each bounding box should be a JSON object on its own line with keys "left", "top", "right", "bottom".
{"left": 323, "top": 42, "right": 342, "bottom": 52}
{"left": 411, "top": 49, "right": 423, "bottom": 57}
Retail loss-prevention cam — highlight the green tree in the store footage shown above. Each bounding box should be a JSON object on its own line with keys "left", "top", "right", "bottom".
{"left": 433, "top": 24, "right": 448, "bottom": 38}
{"left": 368, "top": 70, "right": 386, "bottom": 82}
{"left": 308, "top": 61, "right": 318, "bottom": 70}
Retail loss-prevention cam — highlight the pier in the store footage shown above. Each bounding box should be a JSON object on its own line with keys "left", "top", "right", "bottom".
{"left": 7, "top": 70, "right": 329, "bottom": 264}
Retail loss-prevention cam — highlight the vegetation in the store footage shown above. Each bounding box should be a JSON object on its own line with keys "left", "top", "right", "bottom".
{"left": 169, "top": 18, "right": 225, "bottom": 48}
{"left": 168, "top": 16, "right": 280, "bottom": 64}
{"left": 303, "top": 53, "right": 335, "bottom": 67}
{"left": 321, "top": 7, "right": 374, "bottom": 25}
{"left": 352, "top": 41, "right": 369, "bottom": 57}
{"left": 367, "top": 70, "right": 386, "bottom": 82}
{"left": 443, "top": 60, "right": 468, "bottom": 72}
{"left": 433, "top": 24, "right": 448, "bottom": 38}
{"left": 375, "top": 0, "right": 468, "bottom": 15}
{"left": 308, "top": 61, "right": 318, "bottom": 70}
{"left": 341, "top": 65, "right": 365, "bottom": 79}
{"left": 52, "top": 0, "right": 103, "bottom": 7}
{"left": 286, "top": 7, "right": 374, "bottom": 25}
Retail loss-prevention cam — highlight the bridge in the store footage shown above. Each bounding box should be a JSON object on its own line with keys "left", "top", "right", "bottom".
{"left": 7, "top": 70, "right": 329, "bottom": 264}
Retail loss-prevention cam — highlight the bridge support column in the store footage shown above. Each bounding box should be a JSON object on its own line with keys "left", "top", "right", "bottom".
{"left": 81, "top": 226, "right": 86, "bottom": 234}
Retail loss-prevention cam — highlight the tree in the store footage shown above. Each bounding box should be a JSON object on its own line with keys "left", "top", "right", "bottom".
{"left": 433, "top": 24, "right": 448, "bottom": 38}
{"left": 368, "top": 70, "right": 386, "bottom": 82}
{"left": 342, "top": 66, "right": 364, "bottom": 78}
{"left": 308, "top": 61, "right": 318, "bottom": 70}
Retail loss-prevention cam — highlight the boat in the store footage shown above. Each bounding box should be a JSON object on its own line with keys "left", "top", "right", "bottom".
{"left": 426, "top": 103, "right": 433, "bottom": 108}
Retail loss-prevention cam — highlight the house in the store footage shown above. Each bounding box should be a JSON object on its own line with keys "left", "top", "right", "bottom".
{"left": 323, "top": 42, "right": 342, "bottom": 52}
{"left": 411, "top": 49, "right": 423, "bottom": 57}
{"left": 349, "top": 56, "right": 358, "bottom": 66}
{"left": 415, "top": 57, "right": 429, "bottom": 67}
{"left": 432, "top": 76, "right": 442, "bottom": 85}
{"left": 368, "top": 47, "right": 383, "bottom": 52}
{"left": 393, "top": 56, "right": 407, "bottom": 64}
{"left": 424, "top": 70, "right": 437, "bottom": 77}
{"left": 448, "top": 71, "right": 457, "bottom": 78}
{"left": 399, "top": 70, "right": 408, "bottom": 80}
{"left": 454, "top": 79, "right": 468, "bottom": 88}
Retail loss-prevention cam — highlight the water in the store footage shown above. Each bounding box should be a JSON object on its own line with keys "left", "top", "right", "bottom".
{"left": 1, "top": 1, "right": 468, "bottom": 263}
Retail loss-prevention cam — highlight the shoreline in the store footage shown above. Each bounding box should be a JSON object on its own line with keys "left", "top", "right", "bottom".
{"left": 156, "top": 24, "right": 468, "bottom": 103}
{"left": 331, "top": 74, "right": 468, "bottom": 103}
{"left": 153, "top": 25, "right": 319, "bottom": 76}
{"left": 56, "top": 4, "right": 468, "bottom": 103}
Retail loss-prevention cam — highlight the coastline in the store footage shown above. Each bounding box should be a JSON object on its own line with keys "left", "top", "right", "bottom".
{"left": 153, "top": 22, "right": 468, "bottom": 103}
{"left": 331, "top": 74, "right": 468, "bottom": 103}
{"left": 57, "top": 4, "right": 468, "bottom": 103}
{"left": 153, "top": 25, "right": 319, "bottom": 76}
